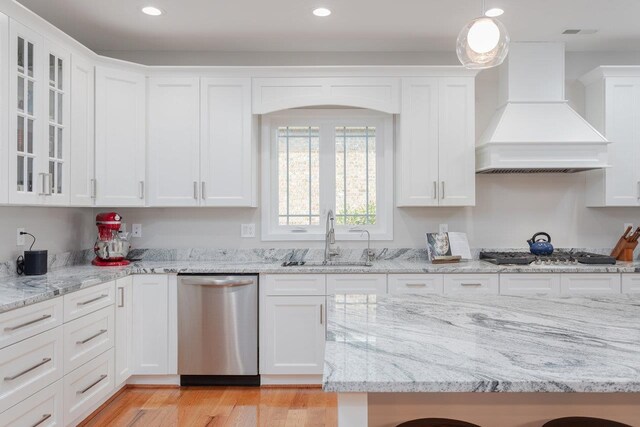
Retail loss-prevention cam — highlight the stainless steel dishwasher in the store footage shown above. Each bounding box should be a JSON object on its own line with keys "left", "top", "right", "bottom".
{"left": 177, "top": 274, "right": 259, "bottom": 386}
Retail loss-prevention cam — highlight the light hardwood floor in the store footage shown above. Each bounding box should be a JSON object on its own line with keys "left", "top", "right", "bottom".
{"left": 81, "top": 387, "right": 337, "bottom": 427}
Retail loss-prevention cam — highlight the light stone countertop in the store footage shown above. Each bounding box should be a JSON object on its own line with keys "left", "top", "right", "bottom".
{"left": 1, "top": 255, "right": 640, "bottom": 314}
{"left": 322, "top": 293, "right": 640, "bottom": 393}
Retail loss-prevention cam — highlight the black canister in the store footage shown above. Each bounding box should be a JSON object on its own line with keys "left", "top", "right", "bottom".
{"left": 17, "top": 250, "right": 48, "bottom": 275}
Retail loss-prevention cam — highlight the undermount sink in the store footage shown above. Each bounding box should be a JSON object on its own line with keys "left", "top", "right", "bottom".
{"left": 281, "top": 260, "right": 372, "bottom": 267}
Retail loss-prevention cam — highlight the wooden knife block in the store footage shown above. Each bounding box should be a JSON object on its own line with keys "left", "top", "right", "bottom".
{"left": 611, "top": 234, "right": 638, "bottom": 261}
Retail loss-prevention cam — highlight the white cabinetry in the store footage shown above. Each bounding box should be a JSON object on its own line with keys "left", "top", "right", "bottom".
{"left": 147, "top": 77, "right": 200, "bottom": 207}
{"left": 327, "top": 274, "right": 387, "bottom": 294}
{"left": 200, "top": 77, "right": 255, "bottom": 206}
{"left": 622, "top": 274, "right": 640, "bottom": 293}
{"left": 560, "top": 273, "right": 621, "bottom": 294}
{"left": 500, "top": 274, "right": 561, "bottom": 295}
{"left": 0, "top": 13, "right": 8, "bottom": 205}
{"left": 115, "top": 276, "right": 133, "bottom": 385}
{"left": 132, "top": 275, "right": 176, "bottom": 375}
{"left": 1, "top": 379, "right": 64, "bottom": 427}
{"left": 397, "top": 77, "right": 475, "bottom": 206}
{"left": 388, "top": 274, "right": 444, "bottom": 294}
{"left": 69, "top": 54, "right": 95, "bottom": 206}
{"left": 443, "top": 274, "right": 499, "bottom": 294}
{"left": 582, "top": 68, "right": 640, "bottom": 206}
{"left": 95, "top": 66, "right": 146, "bottom": 206}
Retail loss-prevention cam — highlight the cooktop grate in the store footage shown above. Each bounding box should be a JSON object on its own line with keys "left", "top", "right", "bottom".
{"left": 479, "top": 251, "right": 617, "bottom": 265}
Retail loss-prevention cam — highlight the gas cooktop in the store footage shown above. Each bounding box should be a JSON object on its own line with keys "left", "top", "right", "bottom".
{"left": 479, "top": 251, "right": 617, "bottom": 265}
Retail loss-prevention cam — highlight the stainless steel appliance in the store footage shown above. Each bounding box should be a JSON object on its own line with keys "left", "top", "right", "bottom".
{"left": 177, "top": 274, "right": 259, "bottom": 386}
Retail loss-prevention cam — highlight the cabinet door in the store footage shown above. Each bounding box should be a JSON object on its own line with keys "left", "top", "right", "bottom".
{"left": 438, "top": 77, "right": 475, "bottom": 206}
{"left": 69, "top": 54, "right": 95, "bottom": 206}
{"left": 42, "top": 39, "right": 70, "bottom": 206}
{"left": 0, "top": 13, "right": 8, "bottom": 204}
{"left": 388, "top": 274, "right": 444, "bottom": 294}
{"left": 500, "top": 274, "right": 561, "bottom": 295}
{"left": 326, "top": 274, "right": 387, "bottom": 294}
{"left": 443, "top": 274, "right": 499, "bottom": 294}
{"left": 148, "top": 77, "right": 200, "bottom": 207}
{"left": 9, "top": 20, "right": 43, "bottom": 205}
{"left": 200, "top": 77, "right": 256, "bottom": 207}
{"left": 263, "top": 296, "right": 325, "bottom": 375}
{"left": 132, "top": 275, "right": 169, "bottom": 374}
{"left": 95, "top": 66, "right": 146, "bottom": 206}
{"left": 115, "top": 276, "right": 133, "bottom": 385}
{"left": 604, "top": 79, "right": 640, "bottom": 206}
{"left": 622, "top": 274, "right": 640, "bottom": 293}
{"left": 560, "top": 273, "right": 621, "bottom": 295}
{"left": 397, "top": 78, "right": 439, "bottom": 206}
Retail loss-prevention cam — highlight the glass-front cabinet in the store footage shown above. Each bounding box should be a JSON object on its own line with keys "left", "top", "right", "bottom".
{"left": 9, "top": 19, "right": 69, "bottom": 205}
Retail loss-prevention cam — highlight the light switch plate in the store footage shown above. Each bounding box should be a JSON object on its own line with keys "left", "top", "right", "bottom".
{"left": 241, "top": 224, "right": 256, "bottom": 238}
{"left": 131, "top": 224, "right": 142, "bottom": 238}
{"left": 439, "top": 224, "right": 449, "bottom": 233}
{"left": 16, "top": 228, "right": 25, "bottom": 246}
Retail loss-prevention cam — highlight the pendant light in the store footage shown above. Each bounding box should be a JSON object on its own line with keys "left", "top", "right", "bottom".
{"left": 456, "top": 0, "right": 510, "bottom": 69}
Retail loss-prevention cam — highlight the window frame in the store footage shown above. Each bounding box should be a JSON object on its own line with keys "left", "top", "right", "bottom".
{"left": 261, "top": 109, "right": 393, "bottom": 241}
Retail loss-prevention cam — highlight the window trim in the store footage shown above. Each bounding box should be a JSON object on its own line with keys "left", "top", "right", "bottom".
{"left": 261, "top": 109, "right": 394, "bottom": 241}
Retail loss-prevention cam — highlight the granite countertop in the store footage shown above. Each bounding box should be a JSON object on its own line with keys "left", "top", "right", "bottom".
{"left": 323, "top": 293, "right": 640, "bottom": 393}
{"left": 1, "top": 253, "right": 640, "bottom": 314}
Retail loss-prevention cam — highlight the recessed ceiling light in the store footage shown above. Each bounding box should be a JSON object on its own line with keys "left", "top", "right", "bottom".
{"left": 313, "top": 7, "right": 331, "bottom": 17}
{"left": 141, "top": 6, "right": 163, "bottom": 16}
{"left": 484, "top": 8, "right": 504, "bottom": 17}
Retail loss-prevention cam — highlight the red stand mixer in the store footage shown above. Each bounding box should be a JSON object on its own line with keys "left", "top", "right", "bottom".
{"left": 92, "top": 212, "right": 131, "bottom": 267}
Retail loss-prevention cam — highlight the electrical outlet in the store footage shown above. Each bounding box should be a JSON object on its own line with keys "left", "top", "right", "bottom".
{"left": 131, "top": 224, "right": 142, "bottom": 238}
{"left": 16, "top": 228, "right": 25, "bottom": 246}
{"left": 241, "top": 224, "right": 256, "bottom": 238}
{"left": 625, "top": 223, "right": 634, "bottom": 232}
{"left": 439, "top": 223, "right": 449, "bottom": 233}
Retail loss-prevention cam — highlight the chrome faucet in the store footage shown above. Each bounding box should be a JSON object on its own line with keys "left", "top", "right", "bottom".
{"left": 350, "top": 228, "right": 375, "bottom": 266}
{"left": 324, "top": 209, "right": 338, "bottom": 264}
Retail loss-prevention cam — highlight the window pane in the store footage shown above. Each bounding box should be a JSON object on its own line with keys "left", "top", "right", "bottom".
{"left": 27, "top": 80, "right": 34, "bottom": 115}
{"left": 49, "top": 125, "right": 55, "bottom": 157}
{"left": 335, "top": 126, "right": 376, "bottom": 225}
{"left": 27, "top": 157, "right": 33, "bottom": 192}
{"left": 57, "top": 92, "right": 63, "bottom": 124}
{"left": 49, "top": 54, "right": 55, "bottom": 86}
{"left": 17, "top": 76, "right": 24, "bottom": 111}
{"left": 17, "top": 37, "right": 24, "bottom": 72}
{"left": 277, "top": 126, "right": 320, "bottom": 226}
{"left": 27, "top": 42, "right": 33, "bottom": 77}
{"left": 58, "top": 58, "right": 63, "bottom": 89}
{"left": 49, "top": 89, "right": 55, "bottom": 121}
{"left": 17, "top": 156, "right": 23, "bottom": 191}
{"left": 57, "top": 128, "right": 63, "bottom": 158}
{"left": 17, "top": 116, "right": 24, "bottom": 152}
{"left": 27, "top": 119, "right": 33, "bottom": 154}
{"left": 57, "top": 162, "right": 62, "bottom": 194}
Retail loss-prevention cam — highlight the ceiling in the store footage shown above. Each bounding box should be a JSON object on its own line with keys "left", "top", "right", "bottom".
{"left": 15, "top": 0, "right": 640, "bottom": 53}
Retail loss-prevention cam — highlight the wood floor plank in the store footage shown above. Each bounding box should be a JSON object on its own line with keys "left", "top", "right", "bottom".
{"left": 83, "top": 387, "right": 337, "bottom": 427}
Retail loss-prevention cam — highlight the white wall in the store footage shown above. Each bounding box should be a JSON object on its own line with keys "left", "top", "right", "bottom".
{"left": 0, "top": 207, "right": 94, "bottom": 261}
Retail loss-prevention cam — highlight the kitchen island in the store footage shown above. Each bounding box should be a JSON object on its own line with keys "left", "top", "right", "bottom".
{"left": 323, "top": 294, "right": 640, "bottom": 426}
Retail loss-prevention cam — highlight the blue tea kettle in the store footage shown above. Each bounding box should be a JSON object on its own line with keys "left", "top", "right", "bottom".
{"left": 527, "top": 232, "right": 554, "bottom": 256}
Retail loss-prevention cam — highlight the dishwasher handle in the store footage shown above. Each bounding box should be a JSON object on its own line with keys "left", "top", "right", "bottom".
{"left": 182, "top": 278, "right": 255, "bottom": 287}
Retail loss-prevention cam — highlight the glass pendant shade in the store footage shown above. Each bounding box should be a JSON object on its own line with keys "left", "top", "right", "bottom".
{"left": 456, "top": 16, "right": 510, "bottom": 69}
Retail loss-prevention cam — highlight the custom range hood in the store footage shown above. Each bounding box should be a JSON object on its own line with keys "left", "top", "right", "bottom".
{"left": 476, "top": 42, "right": 609, "bottom": 174}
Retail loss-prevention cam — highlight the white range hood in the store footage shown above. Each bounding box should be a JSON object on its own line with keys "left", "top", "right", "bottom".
{"left": 476, "top": 42, "right": 609, "bottom": 174}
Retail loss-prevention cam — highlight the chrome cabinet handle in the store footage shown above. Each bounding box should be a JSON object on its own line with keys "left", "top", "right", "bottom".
{"left": 118, "top": 287, "right": 124, "bottom": 307}
{"left": 460, "top": 283, "right": 482, "bottom": 287}
{"left": 433, "top": 181, "right": 437, "bottom": 199}
{"left": 77, "top": 294, "right": 108, "bottom": 306}
{"left": 320, "top": 304, "right": 324, "bottom": 325}
{"left": 192, "top": 279, "right": 253, "bottom": 287}
{"left": 441, "top": 181, "right": 445, "bottom": 199}
{"left": 4, "top": 314, "right": 52, "bottom": 331}
{"left": 91, "top": 179, "right": 97, "bottom": 199}
{"left": 406, "top": 283, "right": 427, "bottom": 287}
{"left": 201, "top": 182, "right": 206, "bottom": 200}
{"left": 77, "top": 374, "right": 107, "bottom": 395}
{"left": 4, "top": 358, "right": 51, "bottom": 381}
{"left": 637, "top": 181, "right": 639, "bottom": 199}
{"left": 139, "top": 181, "right": 145, "bottom": 199}
{"left": 193, "top": 181, "right": 199, "bottom": 200}
{"left": 31, "top": 414, "right": 52, "bottom": 427}
{"left": 48, "top": 173, "right": 53, "bottom": 195}
{"left": 76, "top": 329, "right": 107, "bottom": 345}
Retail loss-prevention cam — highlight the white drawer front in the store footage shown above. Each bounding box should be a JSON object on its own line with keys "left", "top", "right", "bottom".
{"left": 63, "top": 281, "right": 116, "bottom": 322}
{"left": 0, "top": 298, "right": 63, "bottom": 350}
{"left": 264, "top": 274, "right": 326, "bottom": 296}
{"left": 443, "top": 274, "right": 499, "bottom": 294}
{"left": 327, "top": 274, "right": 387, "bottom": 294}
{"left": 622, "top": 274, "right": 640, "bottom": 293}
{"left": 560, "top": 274, "right": 621, "bottom": 294}
{"left": 388, "top": 274, "right": 444, "bottom": 294}
{"left": 1, "top": 379, "right": 64, "bottom": 427}
{"left": 64, "top": 348, "right": 114, "bottom": 426}
{"left": 63, "top": 306, "right": 115, "bottom": 375}
{"left": 500, "top": 274, "right": 561, "bottom": 295}
{"left": 0, "top": 327, "right": 63, "bottom": 413}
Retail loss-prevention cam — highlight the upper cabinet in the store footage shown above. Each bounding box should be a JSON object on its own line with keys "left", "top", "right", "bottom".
{"left": 397, "top": 76, "right": 476, "bottom": 207}
{"left": 69, "top": 54, "right": 95, "bottom": 206}
{"left": 147, "top": 76, "right": 256, "bottom": 207}
{"left": 95, "top": 66, "right": 146, "bottom": 206}
{"left": 582, "top": 68, "right": 640, "bottom": 207}
{"left": 0, "top": 13, "right": 8, "bottom": 205}
{"left": 8, "top": 19, "right": 70, "bottom": 206}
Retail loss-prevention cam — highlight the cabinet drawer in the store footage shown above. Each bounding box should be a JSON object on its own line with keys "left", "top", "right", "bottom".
{"left": 1, "top": 379, "right": 63, "bottom": 427}
{"left": 560, "top": 274, "right": 621, "bottom": 294}
{"left": 64, "top": 306, "right": 114, "bottom": 375}
{"left": 64, "top": 348, "right": 114, "bottom": 426}
{"left": 327, "top": 274, "right": 387, "bottom": 294}
{"left": 63, "top": 281, "right": 116, "bottom": 322}
{"left": 0, "top": 298, "right": 63, "bottom": 350}
{"left": 622, "top": 274, "right": 640, "bottom": 293}
{"left": 264, "top": 274, "right": 326, "bottom": 296}
{"left": 388, "top": 274, "right": 444, "bottom": 294}
{"left": 0, "top": 327, "right": 63, "bottom": 413}
{"left": 500, "top": 274, "right": 561, "bottom": 295}
{"left": 443, "top": 274, "right": 499, "bottom": 294}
